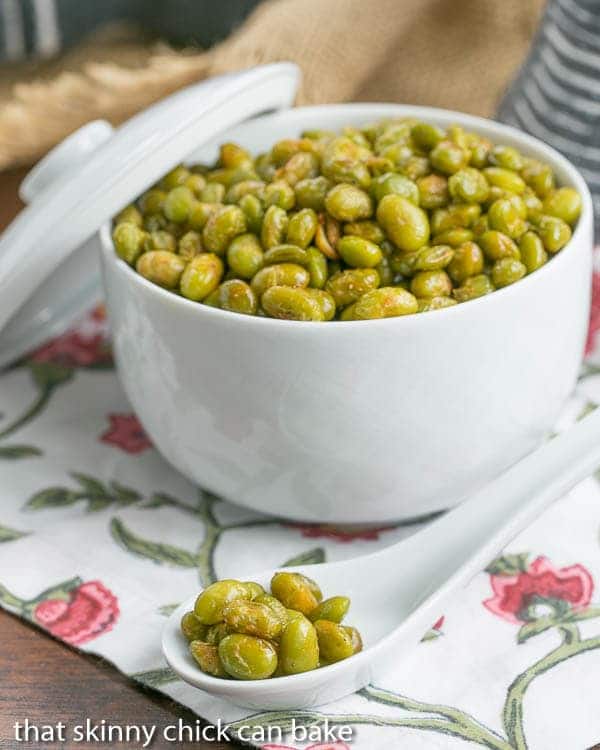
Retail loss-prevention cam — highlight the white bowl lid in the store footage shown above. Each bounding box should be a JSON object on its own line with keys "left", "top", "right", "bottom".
{"left": 0, "top": 63, "right": 300, "bottom": 366}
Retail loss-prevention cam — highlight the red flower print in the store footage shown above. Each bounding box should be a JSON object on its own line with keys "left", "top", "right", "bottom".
{"left": 484, "top": 556, "right": 593, "bottom": 624}
{"left": 33, "top": 580, "right": 119, "bottom": 645}
{"left": 586, "top": 269, "right": 600, "bottom": 355}
{"left": 100, "top": 413, "right": 152, "bottom": 454}
{"left": 421, "top": 614, "right": 445, "bottom": 641}
{"left": 29, "top": 305, "right": 112, "bottom": 368}
{"left": 285, "top": 523, "right": 394, "bottom": 543}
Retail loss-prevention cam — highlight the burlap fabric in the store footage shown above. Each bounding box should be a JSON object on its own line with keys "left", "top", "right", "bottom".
{"left": 0, "top": 0, "right": 544, "bottom": 170}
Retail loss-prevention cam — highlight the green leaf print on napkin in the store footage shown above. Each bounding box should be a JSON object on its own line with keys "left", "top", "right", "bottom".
{"left": 283, "top": 548, "right": 326, "bottom": 566}
{"left": 108, "top": 491, "right": 326, "bottom": 586}
{"left": 0, "top": 365, "right": 71, "bottom": 459}
{"left": 0, "top": 307, "right": 113, "bottom": 459}
{"left": 0, "top": 524, "right": 28, "bottom": 543}
{"left": 25, "top": 473, "right": 142, "bottom": 512}
{"left": 110, "top": 517, "right": 198, "bottom": 568}
{"left": 131, "top": 667, "right": 180, "bottom": 688}
{"left": 25, "top": 487, "right": 81, "bottom": 510}
{"left": 0, "top": 444, "right": 42, "bottom": 459}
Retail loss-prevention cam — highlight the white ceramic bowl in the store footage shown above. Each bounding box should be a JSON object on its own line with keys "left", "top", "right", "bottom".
{"left": 100, "top": 104, "right": 594, "bottom": 523}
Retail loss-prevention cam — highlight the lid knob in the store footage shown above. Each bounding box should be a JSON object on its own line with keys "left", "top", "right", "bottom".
{"left": 20, "top": 120, "right": 114, "bottom": 204}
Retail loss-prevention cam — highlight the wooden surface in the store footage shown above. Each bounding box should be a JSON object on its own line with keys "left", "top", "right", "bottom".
{"left": 0, "top": 169, "right": 231, "bottom": 750}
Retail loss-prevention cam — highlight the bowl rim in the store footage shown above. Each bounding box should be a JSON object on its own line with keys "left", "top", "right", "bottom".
{"left": 100, "top": 102, "right": 594, "bottom": 333}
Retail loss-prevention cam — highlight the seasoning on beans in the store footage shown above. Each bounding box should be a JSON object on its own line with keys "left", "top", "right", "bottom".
{"left": 114, "top": 119, "right": 581, "bottom": 321}
{"left": 181, "top": 572, "right": 362, "bottom": 680}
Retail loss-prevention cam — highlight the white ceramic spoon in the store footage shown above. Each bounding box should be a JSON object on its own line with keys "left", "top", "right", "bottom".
{"left": 163, "top": 406, "right": 600, "bottom": 709}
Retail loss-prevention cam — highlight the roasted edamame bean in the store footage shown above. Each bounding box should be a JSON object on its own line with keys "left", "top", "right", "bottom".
{"left": 337, "top": 236, "right": 383, "bottom": 268}
{"left": 294, "top": 176, "right": 330, "bottom": 211}
{"left": 205, "top": 623, "right": 230, "bottom": 645}
{"left": 270, "top": 572, "right": 322, "bottom": 614}
{"left": 180, "top": 253, "right": 224, "bottom": 301}
{"left": 308, "top": 596, "right": 350, "bottom": 623}
{"left": 261, "top": 204, "right": 289, "bottom": 249}
{"left": 222, "top": 599, "right": 284, "bottom": 639}
{"left": 479, "top": 230, "right": 520, "bottom": 261}
{"left": 218, "top": 634, "right": 278, "bottom": 680}
{"left": 254, "top": 594, "right": 289, "bottom": 627}
{"left": 250, "top": 263, "right": 309, "bottom": 297}
{"left": 519, "top": 231, "right": 548, "bottom": 274}
{"left": 343, "top": 220, "right": 385, "bottom": 244}
{"left": 226, "top": 233, "right": 263, "bottom": 279}
{"left": 178, "top": 230, "right": 202, "bottom": 260}
{"left": 414, "top": 245, "right": 454, "bottom": 271}
{"left": 453, "top": 274, "right": 495, "bottom": 302}
{"left": 537, "top": 215, "right": 572, "bottom": 253}
{"left": 521, "top": 159, "right": 555, "bottom": 198}
{"left": 194, "top": 580, "right": 251, "bottom": 625}
{"left": 372, "top": 172, "right": 419, "bottom": 205}
{"left": 447, "top": 241, "right": 484, "bottom": 283}
{"left": 307, "top": 289, "right": 336, "bottom": 321}
{"left": 279, "top": 614, "right": 320, "bottom": 674}
{"left": 113, "top": 222, "right": 146, "bottom": 264}
{"left": 325, "top": 183, "right": 373, "bottom": 221}
{"left": 242, "top": 581, "right": 265, "bottom": 599}
{"left": 410, "top": 270, "right": 453, "bottom": 298}
{"left": 448, "top": 168, "right": 489, "bottom": 204}
{"left": 487, "top": 198, "right": 527, "bottom": 239}
{"left": 430, "top": 140, "right": 470, "bottom": 175}
{"left": 353, "top": 287, "right": 419, "bottom": 319}
{"left": 190, "top": 640, "right": 229, "bottom": 678}
{"left": 261, "top": 286, "right": 325, "bottom": 321}
{"left": 202, "top": 205, "right": 247, "bottom": 255}
{"left": 163, "top": 186, "right": 195, "bottom": 223}
{"left": 115, "top": 204, "right": 143, "bottom": 227}
{"left": 181, "top": 611, "right": 208, "bottom": 642}
{"left": 218, "top": 279, "right": 257, "bottom": 315}
{"left": 325, "top": 268, "right": 380, "bottom": 308}
{"left": 136, "top": 251, "right": 185, "bottom": 289}
{"left": 377, "top": 194, "right": 430, "bottom": 252}
{"left": 314, "top": 620, "right": 356, "bottom": 663}
{"left": 287, "top": 208, "right": 318, "bottom": 248}
{"left": 417, "top": 174, "right": 449, "bottom": 210}
{"left": 306, "top": 246, "right": 329, "bottom": 288}
{"left": 491, "top": 258, "right": 527, "bottom": 288}
{"left": 417, "top": 295, "right": 457, "bottom": 312}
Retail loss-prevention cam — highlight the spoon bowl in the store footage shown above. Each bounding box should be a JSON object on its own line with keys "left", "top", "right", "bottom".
{"left": 163, "top": 408, "right": 600, "bottom": 709}
{"left": 163, "top": 560, "right": 389, "bottom": 709}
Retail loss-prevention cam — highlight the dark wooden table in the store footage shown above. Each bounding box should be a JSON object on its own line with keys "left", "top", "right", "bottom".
{"left": 0, "top": 169, "right": 231, "bottom": 750}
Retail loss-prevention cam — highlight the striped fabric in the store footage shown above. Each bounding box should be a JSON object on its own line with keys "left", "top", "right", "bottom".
{"left": 499, "top": 0, "right": 600, "bottom": 229}
{"left": 0, "top": 0, "right": 60, "bottom": 60}
{"left": 0, "top": 0, "right": 261, "bottom": 62}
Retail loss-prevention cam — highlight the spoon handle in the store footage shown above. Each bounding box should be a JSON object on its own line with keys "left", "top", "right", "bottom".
{"left": 386, "top": 406, "right": 600, "bottom": 608}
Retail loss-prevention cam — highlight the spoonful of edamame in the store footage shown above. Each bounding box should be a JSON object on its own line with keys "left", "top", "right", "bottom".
{"left": 163, "top": 406, "right": 600, "bottom": 709}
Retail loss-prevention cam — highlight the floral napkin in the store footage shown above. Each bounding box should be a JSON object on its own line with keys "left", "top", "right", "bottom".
{"left": 2, "top": 276, "right": 600, "bottom": 750}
